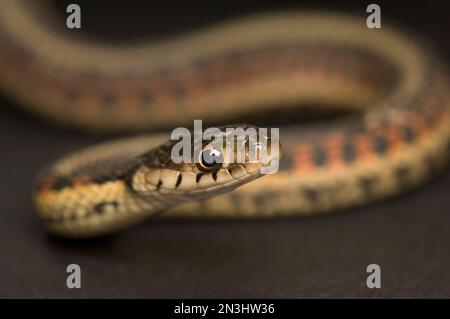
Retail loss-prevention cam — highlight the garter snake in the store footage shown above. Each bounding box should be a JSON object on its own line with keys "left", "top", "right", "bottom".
{"left": 0, "top": 1, "right": 449, "bottom": 238}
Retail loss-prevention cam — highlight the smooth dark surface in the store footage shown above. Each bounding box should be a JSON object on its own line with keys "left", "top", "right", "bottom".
{"left": 1, "top": 1, "right": 450, "bottom": 298}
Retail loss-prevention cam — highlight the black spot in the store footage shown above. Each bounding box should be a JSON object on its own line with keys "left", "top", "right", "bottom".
{"left": 103, "top": 94, "right": 116, "bottom": 107}
{"left": 51, "top": 177, "right": 73, "bottom": 191}
{"left": 402, "top": 126, "right": 416, "bottom": 143}
{"left": 92, "top": 174, "right": 120, "bottom": 184}
{"left": 196, "top": 173, "right": 205, "bottom": 183}
{"left": 395, "top": 166, "right": 410, "bottom": 188}
{"left": 173, "top": 83, "right": 187, "bottom": 99}
{"left": 342, "top": 140, "right": 356, "bottom": 163}
{"left": 175, "top": 174, "right": 182, "bottom": 188}
{"left": 156, "top": 68, "right": 170, "bottom": 79}
{"left": 229, "top": 193, "right": 242, "bottom": 211}
{"left": 140, "top": 93, "right": 152, "bottom": 106}
{"left": 86, "top": 71, "right": 101, "bottom": 81}
{"left": 93, "top": 204, "right": 105, "bottom": 215}
{"left": 303, "top": 188, "right": 318, "bottom": 203}
{"left": 211, "top": 171, "right": 218, "bottom": 182}
{"left": 193, "top": 58, "right": 208, "bottom": 69}
{"left": 252, "top": 192, "right": 270, "bottom": 207}
{"left": 156, "top": 180, "right": 163, "bottom": 190}
{"left": 373, "top": 135, "right": 388, "bottom": 155}
{"left": 360, "top": 177, "right": 376, "bottom": 197}
{"left": 67, "top": 90, "right": 78, "bottom": 105}
{"left": 313, "top": 147, "right": 327, "bottom": 166}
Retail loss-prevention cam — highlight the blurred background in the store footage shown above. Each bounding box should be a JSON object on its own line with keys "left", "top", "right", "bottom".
{"left": 0, "top": 0, "right": 449, "bottom": 298}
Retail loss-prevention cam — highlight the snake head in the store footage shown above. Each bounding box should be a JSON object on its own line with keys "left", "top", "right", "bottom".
{"left": 132, "top": 124, "right": 281, "bottom": 202}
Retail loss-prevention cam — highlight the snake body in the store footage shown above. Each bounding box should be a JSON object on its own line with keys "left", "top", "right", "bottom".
{"left": 0, "top": 1, "right": 449, "bottom": 237}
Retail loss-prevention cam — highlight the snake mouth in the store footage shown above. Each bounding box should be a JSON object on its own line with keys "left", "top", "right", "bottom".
{"left": 140, "top": 152, "right": 281, "bottom": 201}
{"left": 175, "top": 160, "right": 271, "bottom": 201}
{"left": 179, "top": 145, "right": 281, "bottom": 198}
{"left": 144, "top": 122, "right": 280, "bottom": 185}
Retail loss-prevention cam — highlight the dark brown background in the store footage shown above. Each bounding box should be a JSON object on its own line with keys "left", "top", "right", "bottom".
{"left": 0, "top": 0, "right": 449, "bottom": 298}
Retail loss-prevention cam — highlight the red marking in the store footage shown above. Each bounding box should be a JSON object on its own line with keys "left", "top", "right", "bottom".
{"left": 39, "top": 178, "right": 57, "bottom": 195}
{"left": 118, "top": 87, "right": 140, "bottom": 118}
{"left": 409, "top": 114, "right": 430, "bottom": 139}
{"left": 354, "top": 133, "right": 375, "bottom": 163}
{"left": 294, "top": 144, "right": 314, "bottom": 174}
{"left": 182, "top": 68, "right": 204, "bottom": 98}
{"left": 386, "top": 127, "right": 404, "bottom": 152}
{"left": 72, "top": 175, "right": 91, "bottom": 188}
{"left": 149, "top": 78, "right": 174, "bottom": 106}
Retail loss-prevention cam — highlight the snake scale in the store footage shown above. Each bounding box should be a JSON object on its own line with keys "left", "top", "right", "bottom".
{"left": 0, "top": 1, "right": 449, "bottom": 238}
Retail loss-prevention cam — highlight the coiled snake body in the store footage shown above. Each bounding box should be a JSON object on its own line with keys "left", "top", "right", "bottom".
{"left": 0, "top": 1, "right": 449, "bottom": 237}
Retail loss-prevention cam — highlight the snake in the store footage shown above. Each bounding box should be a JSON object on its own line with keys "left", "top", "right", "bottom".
{"left": 0, "top": 0, "right": 449, "bottom": 238}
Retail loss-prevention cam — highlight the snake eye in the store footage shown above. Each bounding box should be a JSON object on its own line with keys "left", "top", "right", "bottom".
{"left": 197, "top": 149, "right": 223, "bottom": 172}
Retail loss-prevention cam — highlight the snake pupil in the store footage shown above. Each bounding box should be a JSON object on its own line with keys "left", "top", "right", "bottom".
{"left": 198, "top": 149, "right": 223, "bottom": 172}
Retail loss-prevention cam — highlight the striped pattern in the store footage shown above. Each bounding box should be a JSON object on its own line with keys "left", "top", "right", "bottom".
{"left": 0, "top": 3, "right": 449, "bottom": 237}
